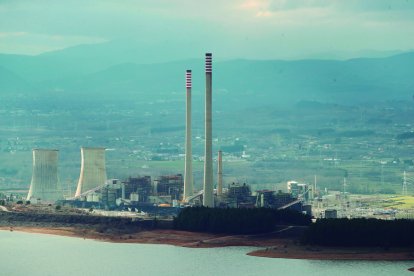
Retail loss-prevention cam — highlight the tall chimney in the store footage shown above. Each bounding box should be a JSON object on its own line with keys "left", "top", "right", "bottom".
{"left": 217, "top": 150, "right": 223, "bottom": 196}
{"left": 27, "top": 149, "right": 60, "bottom": 202}
{"left": 183, "top": 70, "right": 193, "bottom": 201}
{"left": 203, "top": 53, "right": 214, "bottom": 207}
{"left": 75, "top": 147, "right": 107, "bottom": 197}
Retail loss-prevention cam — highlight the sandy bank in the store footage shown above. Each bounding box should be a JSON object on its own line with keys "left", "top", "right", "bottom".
{"left": 0, "top": 226, "right": 285, "bottom": 248}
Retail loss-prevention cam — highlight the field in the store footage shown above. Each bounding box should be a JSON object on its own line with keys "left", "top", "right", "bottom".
{"left": 382, "top": 196, "right": 414, "bottom": 209}
{"left": 1, "top": 98, "right": 414, "bottom": 197}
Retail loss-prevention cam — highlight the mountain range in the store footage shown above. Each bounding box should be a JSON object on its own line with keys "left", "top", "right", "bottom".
{"left": 0, "top": 42, "right": 413, "bottom": 110}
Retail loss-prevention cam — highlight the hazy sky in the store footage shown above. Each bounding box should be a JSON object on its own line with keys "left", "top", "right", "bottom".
{"left": 1, "top": 0, "right": 414, "bottom": 59}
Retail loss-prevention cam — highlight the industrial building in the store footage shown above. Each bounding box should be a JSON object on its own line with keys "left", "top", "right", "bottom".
{"left": 255, "top": 190, "right": 275, "bottom": 208}
{"left": 154, "top": 174, "right": 183, "bottom": 200}
{"left": 100, "top": 182, "right": 120, "bottom": 209}
{"left": 227, "top": 183, "right": 252, "bottom": 204}
{"left": 122, "top": 176, "right": 152, "bottom": 202}
{"left": 287, "top": 181, "right": 311, "bottom": 201}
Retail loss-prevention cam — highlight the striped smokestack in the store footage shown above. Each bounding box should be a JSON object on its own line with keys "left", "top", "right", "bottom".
{"left": 203, "top": 53, "right": 214, "bottom": 207}
{"left": 186, "top": 69, "right": 192, "bottom": 89}
{"left": 217, "top": 150, "right": 223, "bottom": 196}
{"left": 183, "top": 70, "right": 193, "bottom": 201}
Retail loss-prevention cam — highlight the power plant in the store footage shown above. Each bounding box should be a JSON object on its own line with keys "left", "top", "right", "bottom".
{"left": 0, "top": 49, "right": 399, "bottom": 238}
{"left": 75, "top": 147, "right": 107, "bottom": 197}
{"left": 183, "top": 69, "right": 193, "bottom": 201}
{"left": 26, "top": 149, "right": 60, "bottom": 202}
{"left": 203, "top": 53, "right": 214, "bottom": 207}
{"left": 19, "top": 52, "right": 309, "bottom": 218}
{"left": 23, "top": 53, "right": 220, "bottom": 207}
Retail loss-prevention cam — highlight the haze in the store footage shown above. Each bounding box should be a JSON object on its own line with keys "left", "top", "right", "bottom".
{"left": 1, "top": 0, "right": 414, "bottom": 60}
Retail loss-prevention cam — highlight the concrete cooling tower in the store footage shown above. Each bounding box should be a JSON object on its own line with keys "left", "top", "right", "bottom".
{"left": 26, "top": 149, "right": 60, "bottom": 202}
{"left": 75, "top": 147, "right": 107, "bottom": 197}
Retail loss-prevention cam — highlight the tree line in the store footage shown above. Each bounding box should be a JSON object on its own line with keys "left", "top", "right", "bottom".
{"left": 173, "top": 207, "right": 311, "bottom": 234}
{"left": 302, "top": 218, "right": 414, "bottom": 247}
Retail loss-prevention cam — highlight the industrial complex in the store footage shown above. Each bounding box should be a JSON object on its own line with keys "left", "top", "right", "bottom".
{"left": 13, "top": 53, "right": 315, "bottom": 218}
{"left": 1, "top": 53, "right": 406, "bottom": 223}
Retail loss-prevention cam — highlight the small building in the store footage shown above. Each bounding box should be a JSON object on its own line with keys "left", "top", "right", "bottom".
{"left": 325, "top": 209, "right": 337, "bottom": 219}
{"left": 287, "top": 181, "right": 308, "bottom": 199}
{"left": 302, "top": 204, "right": 312, "bottom": 216}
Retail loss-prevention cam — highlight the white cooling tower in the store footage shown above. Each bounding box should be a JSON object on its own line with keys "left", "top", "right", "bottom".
{"left": 26, "top": 149, "right": 60, "bottom": 202}
{"left": 75, "top": 147, "right": 107, "bottom": 197}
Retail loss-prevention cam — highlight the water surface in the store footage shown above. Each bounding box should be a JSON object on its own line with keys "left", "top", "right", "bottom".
{"left": 0, "top": 231, "right": 413, "bottom": 276}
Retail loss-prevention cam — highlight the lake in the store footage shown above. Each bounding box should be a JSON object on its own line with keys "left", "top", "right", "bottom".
{"left": 0, "top": 231, "right": 413, "bottom": 276}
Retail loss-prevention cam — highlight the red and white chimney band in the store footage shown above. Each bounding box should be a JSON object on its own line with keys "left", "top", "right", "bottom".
{"left": 186, "top": 70, "right": 192, "bottom": 88}
{"left": 205, "top": 53, "right": 212, "bottom": 73}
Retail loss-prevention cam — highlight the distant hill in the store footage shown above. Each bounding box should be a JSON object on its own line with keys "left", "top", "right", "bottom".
{"left": 0, "top": 47, "right": 413, "bottom": 109}
{"left": 55, "top": 52, "right": 414, "bottom": 109}
{"left": 0, "top": 65, "right": 33, "bottom": 93}
{"left": 0, "top": 40, "right": 202, "bottom": 83}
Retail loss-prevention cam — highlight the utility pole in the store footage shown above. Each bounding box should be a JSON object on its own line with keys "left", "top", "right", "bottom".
{"left": 402, "top": 171, "right": 408, "bottom": 196}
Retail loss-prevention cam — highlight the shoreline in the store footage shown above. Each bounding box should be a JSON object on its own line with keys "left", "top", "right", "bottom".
{"left": 2, "top": 226, "right": 414, "bottom": 261}
{"left": 248, "top": 245, "right": 414, "bottom": 261}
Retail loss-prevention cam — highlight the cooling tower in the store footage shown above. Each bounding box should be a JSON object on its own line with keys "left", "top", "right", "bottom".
{"left": 75, "top": 147, "right": 107, "bottom": 197}
{"left": 183, "top": 69, "right": 193, "bottom": 201}
{"left": 26, "top": 149, "right": 60, "bottom": 202}
{"left": 217, "top": 150, "right": 223, "bottom": 196}
{"left": 203, "top": 53, "right": 214, "bottom": 207}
